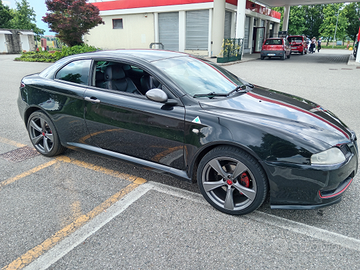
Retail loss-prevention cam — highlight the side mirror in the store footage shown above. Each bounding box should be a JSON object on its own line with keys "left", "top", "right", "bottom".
{"left": 146, "top": 89, "right": 168, "bottom": 103}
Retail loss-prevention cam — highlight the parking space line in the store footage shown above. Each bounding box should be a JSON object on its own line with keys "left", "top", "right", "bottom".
{"left": 3, "top": 181, "right": 144, "bottom": 270}
{"left": 0, "top": 136, "right": 148, "bottom": 269}
{"left": 0, "top": 160, "right": 57, "bottom": 190}
{"left": 22, "top": 181, "right": 360, "bottom": 270}
{"left": 56, "top": 156, "right": 144, "bottom": 184}
{"left": 23, "top": 183, "right": 153, "bottom": 270}
{"left": 0, "top": 137, "right": 26, "bottom": 148}
{"left": 247, "top": 211, "right": 360, "bottom": 252}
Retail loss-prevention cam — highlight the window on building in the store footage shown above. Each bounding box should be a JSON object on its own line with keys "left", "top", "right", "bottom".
{"left": 224, "top": 11, "right": 232, "bottom": 39}
{"left": 244, "top": 16, "right": 250, "bottom": 49}
{"left": 113, "top": 19, "right": 123, "bottom": 29}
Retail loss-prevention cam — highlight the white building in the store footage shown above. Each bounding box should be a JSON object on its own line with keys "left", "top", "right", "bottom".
{"left": 0, "top": 29, "right": 35, "bottom": 53}
{"left": 85, "top": 0, "right": 281, "bottom": 57}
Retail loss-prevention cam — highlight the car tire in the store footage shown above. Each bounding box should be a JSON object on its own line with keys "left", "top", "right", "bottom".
{"left": 27, "top": 111, "right": 66, "bottom": 157}
{"left": 260, "top": 55, "right": 265, "bottom": 60}
{"left": 282, "top": 53, "right": 286, "bottom": 60}
{"left": 301, "top": 50, "right": 304, "bottom": 55}
{"left": 197, "top": 146, "right": 268, "bottom": 215}
{"left": 287, "top": 53, "right": 291, "bottom": 59}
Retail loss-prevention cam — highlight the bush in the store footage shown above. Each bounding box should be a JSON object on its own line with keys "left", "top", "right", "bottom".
{"left": 53, "top": 44, "right": 98, "bottom": 60}
{"left": 15, "top": 44, "right": 99, "bottom": 62}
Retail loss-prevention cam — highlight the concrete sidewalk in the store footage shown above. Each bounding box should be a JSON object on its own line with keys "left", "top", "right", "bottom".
{"left": 211, "top": 48, "right": 360, "bottom": 66}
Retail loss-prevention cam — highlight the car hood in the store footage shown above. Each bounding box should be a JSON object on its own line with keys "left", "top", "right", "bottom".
{"left": 199, "top": 86, "right": 352, "bottom": 148}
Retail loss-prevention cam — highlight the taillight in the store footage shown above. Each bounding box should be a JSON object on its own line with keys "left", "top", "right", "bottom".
{"left": 20, "top": 82, "right": 25, "bottom": 88}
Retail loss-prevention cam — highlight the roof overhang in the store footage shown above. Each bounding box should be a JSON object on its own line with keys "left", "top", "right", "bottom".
{"left": 255, "top": 0, "right": 360, "bottom": 7}
{"left": 19, "top": 31, "right": 35, "bottom": 35}
{"left": 0, "top": 30, "right": 12, "bottom": 34}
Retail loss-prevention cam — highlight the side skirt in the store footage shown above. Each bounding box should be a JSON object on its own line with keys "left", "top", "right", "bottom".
{"left": 66, "top": 142, "right": 191, "bottom": 182}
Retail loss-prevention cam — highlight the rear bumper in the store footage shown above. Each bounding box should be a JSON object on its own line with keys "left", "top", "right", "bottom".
{"left": 261, "top": 50, "right": 285, "bottom": 57}
{"left": 290, "top": 46, "right": 305, "bottom": 53}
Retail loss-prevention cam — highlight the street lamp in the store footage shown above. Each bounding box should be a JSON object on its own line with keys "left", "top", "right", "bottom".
{"left": 333, "top": 7, "right": 344, "bottom": 48}
{"left": 333, "top": 13, "right": 339, "bottom": 48}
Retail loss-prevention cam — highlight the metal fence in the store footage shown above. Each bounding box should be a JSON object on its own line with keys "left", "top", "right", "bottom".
{"left": 217, "top": 38, "right": 243, "bottom": 63}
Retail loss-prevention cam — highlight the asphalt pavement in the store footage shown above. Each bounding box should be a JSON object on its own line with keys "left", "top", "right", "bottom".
{"left": 1, "top": 49, "right": 360, "bottom": 270}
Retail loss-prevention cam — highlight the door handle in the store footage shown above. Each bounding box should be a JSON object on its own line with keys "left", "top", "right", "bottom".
{"left": 85, "top": 96, "right": 101, "bottom": 103}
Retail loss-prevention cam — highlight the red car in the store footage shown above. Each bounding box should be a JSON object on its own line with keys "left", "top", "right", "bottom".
{"left": 260, "top": 38, "right": 291, "bottom": 60}
{"left": 287, "top": 35, "right": 308, "bottom": 55}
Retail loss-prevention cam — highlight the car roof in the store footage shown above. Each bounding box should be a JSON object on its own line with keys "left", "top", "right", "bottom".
{"left": 72, "top": 49, "right": 189, "bottom": 62}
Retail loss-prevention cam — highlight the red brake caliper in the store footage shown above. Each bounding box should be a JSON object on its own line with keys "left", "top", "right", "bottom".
{"left": 240, "top": 172, "right": 250, "bottom": 188}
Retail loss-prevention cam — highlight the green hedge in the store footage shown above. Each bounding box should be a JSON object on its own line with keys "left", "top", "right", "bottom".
{"left": 15, "top": 44, "right": 99, "bottom": 62}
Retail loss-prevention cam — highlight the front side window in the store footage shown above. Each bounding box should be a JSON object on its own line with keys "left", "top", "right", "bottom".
{"left": 55, "top": 60, "right": 92, "bottom": 85}
{"left": 93, "top": 61, "right": 161, "bottom": 96}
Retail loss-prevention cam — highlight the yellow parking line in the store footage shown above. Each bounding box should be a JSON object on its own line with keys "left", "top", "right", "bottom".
{"left": 1, "top": 139, "right": 147, "bottom": 269}
{"left": 0, "top": 137, "right": 26, "bottom": 148}
{"left": 0, "top": 160, "right": 57, "bottom": 189}
{"left": 56, "top": 156, "right": 146, "bottom": 184}
{"left": 2, "top": 182, "right": 141, "bottom": 270}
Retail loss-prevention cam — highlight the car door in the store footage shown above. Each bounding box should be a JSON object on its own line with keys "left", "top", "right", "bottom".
{"left": 83, "top": 61, "right": 186, "bottom": 170}
{"left": 48, "top": 59, "right": 92, "bottom": 144}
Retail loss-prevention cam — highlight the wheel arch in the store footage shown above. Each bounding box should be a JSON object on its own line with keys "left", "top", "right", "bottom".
{"left": 189, "top": 141, "right": 270, "bottom": 185}
{"left": 24, "top": 106, "right": 44, "bottom": 126}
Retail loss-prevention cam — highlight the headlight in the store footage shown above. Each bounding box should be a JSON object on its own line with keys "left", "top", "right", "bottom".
{"left": 311, "top": 148, "right": 346, "bottom": 165}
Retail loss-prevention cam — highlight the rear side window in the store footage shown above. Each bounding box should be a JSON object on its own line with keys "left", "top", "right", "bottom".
{"left": 55, "top": 60, "right": 92, "bottom": 85}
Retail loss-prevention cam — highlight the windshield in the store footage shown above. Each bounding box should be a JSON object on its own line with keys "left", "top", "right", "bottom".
{"left": 152, "top": 56, "right": 243, "bottom": 96}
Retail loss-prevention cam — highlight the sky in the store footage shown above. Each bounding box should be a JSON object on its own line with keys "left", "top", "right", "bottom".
{"left": 2, "top": 0, "right": 53, "bottom": 35}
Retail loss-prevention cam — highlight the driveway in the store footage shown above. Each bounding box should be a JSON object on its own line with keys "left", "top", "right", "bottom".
{"left": 1, "top": 50, "right": 359, "bottom": 269}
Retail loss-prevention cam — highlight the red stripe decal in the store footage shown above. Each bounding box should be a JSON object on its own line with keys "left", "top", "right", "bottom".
{"left": 319, "top": 178, "right": 353, "bottom": 199}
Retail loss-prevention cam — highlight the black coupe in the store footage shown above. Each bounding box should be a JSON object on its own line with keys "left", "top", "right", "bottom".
{"left": 18, "top": 50, "right": 358, "bottom": 215}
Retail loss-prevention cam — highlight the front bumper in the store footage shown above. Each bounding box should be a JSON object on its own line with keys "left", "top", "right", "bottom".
{"left": 265, "top": 141, "right": 358, "bottom": 209}
{"left": 261, "top": 50, "right": 285, "bottom": 57}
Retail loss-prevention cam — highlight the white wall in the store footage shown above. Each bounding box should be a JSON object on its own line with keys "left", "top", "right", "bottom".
{"left": 84, "top": 13, "right": 155, "bottom": 50}
{"left": 0, "top": 34, "right": 8, "bottom": 53}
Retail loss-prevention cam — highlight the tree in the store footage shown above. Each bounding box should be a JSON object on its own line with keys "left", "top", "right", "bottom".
{"left": 9, "top": 0, "right": 44, "bottom": 35}
{"left": 343, "top": 2, "right": 360, "bottom": 43}
{"left": 287, "top": 6, "right": 307, "bottom": 35}
{"left": 319, "top": 4, "right": 347, "bottom": 44}
{"left": 0, "top": 1, "right": 13, "bottom": 28}
{"left": 43, "top": 0, "right": 104, "bottom": 47}
{"left": 303, "top": 5, "right": 325, "bottom": 38}
{"left": 273, "top": 5, "right": 319, "bottom": 36}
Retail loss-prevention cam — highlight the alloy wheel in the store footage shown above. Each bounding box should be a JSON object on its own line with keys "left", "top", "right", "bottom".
{"left": 201, "top": 156, "right": 257, "bottom": 212}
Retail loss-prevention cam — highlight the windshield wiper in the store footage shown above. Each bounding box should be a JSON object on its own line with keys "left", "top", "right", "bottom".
{"left": 193, "top": 85, "right": 250, "bottom": 99}
{"left": 226, "top": 85, "right": 249, "bottom": 97}
{"left": 193, "top": 92, "right": 228, "bottom": 98}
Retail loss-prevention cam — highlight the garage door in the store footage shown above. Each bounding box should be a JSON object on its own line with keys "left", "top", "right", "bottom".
{"left": 186, "top": 10, "right": 209, "bottom": 50}
{"left": 159, "top": 12, "right": 179, "bottom": 51}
